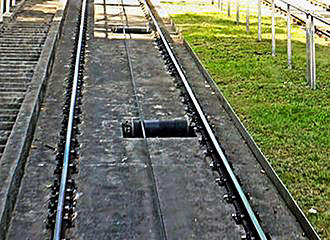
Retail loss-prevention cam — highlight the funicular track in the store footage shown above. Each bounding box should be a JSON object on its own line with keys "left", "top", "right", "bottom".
{"left": 2, "top": 0, "right": 322, "bottom": 238}
{"left": 46, "top": 0, "right": 275, "bottom": 238}
{"left": 46, "top": 0, "right": 88, "bottom": 239}
{"left": 144, "top": 1, "right": 269, "bottom": 239}
{"left": 113, "top": 0, "right": 270, "bottom": 238}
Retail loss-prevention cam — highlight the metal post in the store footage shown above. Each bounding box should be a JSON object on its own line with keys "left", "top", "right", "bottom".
{"left": 287, "top": 4, "right": 292, "bottom": 69}
{"left": 228, "top": 0, "right": 231, "bottom": 16}
{"left": 306, "top": 14, "right": 311, "bottom": 84}
{"left": 258, "top": 0, "right": 262, "bottom": 41}
{"left": 272, "top": 0, "right": 276, "bottom": 56}
{"left": 221, "top": 0, "right": 224, "bottom": 11}
{"left": 246, "top": 0, "right": 250, "bottom": 32}
{"left": 6, "top": 0, "right": 10, "bottom": 13}
{"left": 311, "top": 16, "right": 316, "bottom": 89}
{"left": 236, "top": 0, "right": 240, "bottom": 24}
{"left": 11, "top": 0, "right": 15, "bottom": 7}
{"left": 0, "top": 0, "right": 4, "bottom": 22}
{"left": 306, "top": 14, "right": 316, "bottom": 89}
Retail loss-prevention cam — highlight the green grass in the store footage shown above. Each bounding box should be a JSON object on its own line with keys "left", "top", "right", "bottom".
{"left": 168, "top": 7, "right": 329, "bottom": 239}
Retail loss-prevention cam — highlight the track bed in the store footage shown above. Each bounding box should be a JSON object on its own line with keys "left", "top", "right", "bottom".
{"left": 2, "top": 0, "right": 319, "bottom": 239}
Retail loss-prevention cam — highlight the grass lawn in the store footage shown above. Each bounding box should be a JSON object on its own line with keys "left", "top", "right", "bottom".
{"left": 162, "top": 1, "right": 330, "bottom": 238}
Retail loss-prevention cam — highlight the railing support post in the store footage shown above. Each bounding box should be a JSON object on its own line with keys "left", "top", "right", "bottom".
{"left": 272, "top": 0, "right": 276, "bottom": 56}
{"left": 228, "top": 0, "right": 231, "bottom": 16}
{"left": 6, "top": 0, "right": 10, "bottom": 13}
{"left": 246, "top": 0, "right": 250, "bottom": 32}
{"left": 0, "top": 0, "right": 4, "bottom": 22}
{"left": 287, "top": 4, "right": 292, "bottom": 69}
{"left": 306, "top": 14, "right": 316, "bottom": 89}
{"left": 236, "top": 0, "right": 240, "bottom": 24}
{"left": 258, "top": 0, "right": 262, "bottom": 41}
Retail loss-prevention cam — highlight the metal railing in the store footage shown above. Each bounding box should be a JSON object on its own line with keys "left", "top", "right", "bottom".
{"left": 267, "top": 0, "right": 330, "bottom": 89}
{"left": 217, "top": 0, "right": 330, "bottom": 89}
{"left": 0, "top": 0, "right": 16, "bottom": 22}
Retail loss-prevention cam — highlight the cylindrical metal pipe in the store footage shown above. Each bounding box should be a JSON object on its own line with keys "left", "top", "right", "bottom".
{"left": 287, "top": 4, "right": 292, "bottom": 69}
{"left": 258, "top": 0, "right": 262, "bottom": 41}
{"left": 228, "top": 0, "right": 231, "bottom": 16}
{"left": 125, "top": 119, "right": 194, "bottom": 138}
{"left": 0, "top": 0, "right": 4, "bottom": 22}
{"left": 6, "top": 0, "right": 10, "bottom": 13}
{"left": 310, "top": 16, "right": 316, "bottom": 89}
{"left": 236, "top": 0, "right": 240, "bottom": 24}
{"left": 246, "top": 0, "right": 250, "bottom": 32}
{"left": 113, "top": 26, "right": 151, "bottom": 34}
{"left": 306, "top": 14, "right": 311, "bottom": 84}
{"left": 306, "top": 14, "right": 316, "bottom": 89}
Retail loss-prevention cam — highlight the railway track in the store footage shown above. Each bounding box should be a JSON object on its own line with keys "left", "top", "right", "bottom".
{"left": 46, "top": 0, "right": 87, "bottom": 238}
{"left": 44, "top": 0, "right": 268, "bottom": 237}
{"left": 1, "top": 0, "right": 320, "bottom": 239}
{"left": 146, "top": 2, "right": 268, "bottom": 239}
{"left": 41, "top": 0, "right": 314, "bottom": 239}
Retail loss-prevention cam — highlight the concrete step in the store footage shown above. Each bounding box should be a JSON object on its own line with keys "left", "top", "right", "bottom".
{"left": 0, "top": 55, "right": 40, "bottom": 61}
{"left": 0, "top": 82, "right": 28, "bottom": 89}
{"left": 0, "top": 63, "right": 36, "bottom": 69}
{"left": 0, "top": 122, "right": 15, "bottom": 130}
{"left": 0, "top": 109, "right": 19, "bottom": 115}
{"left": 0, "top": 114, "right": 17, "bottom": 122}
{"left": 0, "top": 137, "right": 7, "bottom": 145}
{"left": 0, "top": 144, "right": 6, "bottom": 153}
{"left": 0, "top": 97, "right": 24, "bottom": 104}
{"left": 0, "top": 87, "right": 27, "bottom": 92}
{"left": 0, "top": 73, "right": 33, "bottom": 78}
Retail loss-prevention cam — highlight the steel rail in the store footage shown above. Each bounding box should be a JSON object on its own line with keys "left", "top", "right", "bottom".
{"left": 143, "top": 1, "right": 267, "bottom": 239}
{"left": 53, "top": 0, "right": 87, "bottom": 238}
